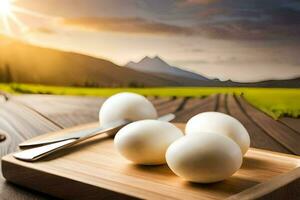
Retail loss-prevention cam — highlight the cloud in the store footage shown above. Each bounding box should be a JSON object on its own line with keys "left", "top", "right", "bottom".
{"left": 184, "top": 0, "right": 220, "bottom": 5}
{"left": 27, "top": 27, "right": 56, "bottom": 34}
{"left": 61, "top": 17, "right": 195, "bottom": 36}
{"left": 61, "top": 15, "right": 300, "bottom": 41}
{"left": 199, "top": 22, "right": 300, "bottom": 41}
{"left": 176, "top": 0, "right": 220, "bottom": 8}
{"left": 59, "top": 2, "right": 300, "bottom": 42}
{"left": 200, "top": 6, "right": 300, "bottom": 41}
{"left": 198, "top": 8, "right": 226, "bottom": 18}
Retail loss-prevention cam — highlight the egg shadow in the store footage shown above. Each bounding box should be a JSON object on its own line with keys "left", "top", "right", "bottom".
{"left": 185, "top": 176, "right": 259, "bottom": 195}
{"left": 241, "top": 156, "right": 275, "bottom": 170}
{"left": 129, "top": 163, "right": 175, "bottom": 177}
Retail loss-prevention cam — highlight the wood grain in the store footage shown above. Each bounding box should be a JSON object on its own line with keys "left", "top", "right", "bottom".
{"left": 237, "top": 97, "right": 300, "bottom": 155}
{"left": 0, "top": 101, "right": 60, "bottom": 155}
{"left": 0, "top": 93, "right": 299, "bottom": 199}
{"left": 12, "top": 95, "right": 105, "bottom": 128}
{"left": 157, "top": 97, "right": 185, "bottom": 116}
{"left": 226, "top": 95, "right": 290, "bottom": 154}
{"left": 2, "top": 123, "right": 300, "bottom": 200}
{"left": 216, "top": 94, "right": 228, "bottom": 113}
{"left": 279, "top": 118, "right": 300, "bottom": 134}
{"left": 173, "top": 95, "right": 216, "bottom": 122}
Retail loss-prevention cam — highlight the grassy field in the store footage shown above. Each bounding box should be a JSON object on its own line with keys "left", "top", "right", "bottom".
{"left": 0, "top": 83, "right": 299, "bottom": 119}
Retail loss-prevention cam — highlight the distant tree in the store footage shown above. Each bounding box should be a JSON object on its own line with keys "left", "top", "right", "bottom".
{"left": 84, "top": 80, "right": 99, "bottom": 88}
{"left": 5, "top": 64, "right": 13, "bottom": 83}
{"left": 129, "top": 81, "right": 139, "bottom": 88}
{"left": 128, "top": 81, "right": 145, "bottom": 88}
{"left": 0, "top": 66, "right": 4, "bottom": 82}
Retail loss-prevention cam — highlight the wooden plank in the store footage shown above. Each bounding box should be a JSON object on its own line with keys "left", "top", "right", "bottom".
{"left": 0, "top": 94, "right": 8, "bottom": 144}
{"left": 0, "top": 94, "right": 189, "bottom": 156}
{"left": 216, "top": 94, "right": 228, "bottom": 113}
{"left": 0, "top": 99, "right": 26, "bottom": 156}
{"left": 256, "top": 177, "right": 300, "bottom": 200}
{"left": 12, "top": 95, "right": 174, "bottom": 129}
{"left": 12, "top": 95, "right": 105, "bottom": 128}
{"left": 182, "top": 97, "right": 205, "bottom": 110}
{"left": 0, "top": 102, "right": 61, "bottom": 155}
{"left": 174, "top": 97, "right": 191, "bottom": 113}
{"left": 227, "top": 95, "right": 291, "bottom": 154}
{"left": 12, "top": 95, "right": 104, "bottom": 116}
{"left": 0, "top": 94, "right": 299, "bottom": 200}
{"left": 213, "top": 94, "right": 220, "bottom": 111}
{"left": 0, "top": 102, "right": 60, "bottom": 139}
{"left": 237, "top": 97, "right": 300, "bottom": 155}
{"left": 0, "top": 120, "right": 23, "bottom": 156}
{"left": 46, "top": 112, "right": 98, "bottom": 128}
{"left": 0, "top": 95, "right": 63, "bottom": 200}
{"left": 0, "top": 98, "right": 62, "bottom": 199}
{"left": 173, "top": 95, "right": 217, "bottom": 122}
{"left": 150, "top": 97, "right": 172, "bottom": 106}
{"left": 279, "top": 118, "right": 300, "bottom": 134}
{"left": 226, "top": 168, "right": 300, "bottom": 200}
{"left": 156, "top": 97, "right": 185, "bottom": 116}
{"left": 2, "top": 123, "right": 300, "bottom": 200}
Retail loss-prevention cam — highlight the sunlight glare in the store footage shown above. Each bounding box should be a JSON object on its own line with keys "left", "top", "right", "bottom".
{"left": 0, "top": 0, "right": 12, "bottom": 16}
{"left": 0, "top": 0, "right": 53, "bottom": 35}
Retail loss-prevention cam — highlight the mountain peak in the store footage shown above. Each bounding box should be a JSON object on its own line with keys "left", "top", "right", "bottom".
{"left": 140, "top": 56, "right": 151, "bottom": 61}
{"left": 153, "top": 55, "right": 163, "bottom": 60}
{"left": 137, "top": 56, "right": 169, "bottom": 67}
{"left": 126, "top": 55, "right": 209, "bottom": 81}
{"left": 140, "top": 55, "right": 163, "bottom": 61}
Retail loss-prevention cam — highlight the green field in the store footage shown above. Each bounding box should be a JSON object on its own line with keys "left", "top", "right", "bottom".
{"left": 0, "top": 83, "right": 299, "bottom": 119}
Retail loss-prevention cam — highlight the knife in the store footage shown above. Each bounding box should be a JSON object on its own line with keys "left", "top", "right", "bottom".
{"left": 13, "top": 113, "right": 175, "bottom": 161}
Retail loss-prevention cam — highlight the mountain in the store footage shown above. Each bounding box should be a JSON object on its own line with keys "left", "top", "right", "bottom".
{"left": 0, "top": 34, "right": 298, "bottom": 88}
{"left": 126, "top": 56, "right": 300, "bottom": 88}
{"left": 223, "top": 77, "right": 300, "bottom": 88}
{"left": 0, "top": 35, "right": 179, "bottom": 87}
{"left": 126, "top": 56, "right": 209, "bottom": 82}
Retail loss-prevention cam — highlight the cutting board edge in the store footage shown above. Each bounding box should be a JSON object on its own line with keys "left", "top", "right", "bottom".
{"left": 225, "top": 166, "right": 300, "bottom": 200}
{"left": 2, "top": 154, "right": 186, "bottom": 200}
{"left": 2, "top": 148, "right": 300, "bottom": 200}
{"left": 1, "top": 156, "right": 141, "bottom": 200}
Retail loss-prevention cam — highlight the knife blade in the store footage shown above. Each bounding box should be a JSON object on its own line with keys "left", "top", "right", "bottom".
{"left": 13, "top": 113, "right": 175, "bottom": 161}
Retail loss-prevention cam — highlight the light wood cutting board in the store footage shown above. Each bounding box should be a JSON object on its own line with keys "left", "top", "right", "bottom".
{"left": 2, "top": 123, "right": 300, "bottom": 200}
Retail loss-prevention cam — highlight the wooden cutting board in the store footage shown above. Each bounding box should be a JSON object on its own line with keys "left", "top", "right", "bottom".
{"left": 2, "top": 123, "right": 300, "bottom": 200}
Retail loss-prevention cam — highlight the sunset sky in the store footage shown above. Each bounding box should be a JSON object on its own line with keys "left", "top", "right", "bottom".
{"left": 1, "top": 0, "right": 300, "bottom": 82}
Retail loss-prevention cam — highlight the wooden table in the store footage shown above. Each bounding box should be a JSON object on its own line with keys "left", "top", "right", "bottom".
{"left": 0, "top": 93, "right": 299, "bottom": 199}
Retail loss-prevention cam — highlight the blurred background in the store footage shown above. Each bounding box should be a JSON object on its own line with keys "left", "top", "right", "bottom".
{"left": 0, "top": 0, "right": 299, "bottom": 119}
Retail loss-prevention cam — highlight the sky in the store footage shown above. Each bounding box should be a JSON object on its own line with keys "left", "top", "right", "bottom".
{"left": 1, "top": 0, "right": 300, "bottom": 82}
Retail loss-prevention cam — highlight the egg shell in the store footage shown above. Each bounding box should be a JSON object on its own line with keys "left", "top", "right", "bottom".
{"left": 99, "top": 92, "right": 157, "bottom": 127}
{"left": 166, "top": 133, "right": 243, "bottom": 183}
{"left": 185, "top": 112, "right": 250, "bottom": 155}
{"left": 114, "top": 120, "right": 184, "bottom": 165}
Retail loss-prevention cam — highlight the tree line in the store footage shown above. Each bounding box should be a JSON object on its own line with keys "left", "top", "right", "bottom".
{"left": 0, "top": 64, "right": 13, "bottom": 83}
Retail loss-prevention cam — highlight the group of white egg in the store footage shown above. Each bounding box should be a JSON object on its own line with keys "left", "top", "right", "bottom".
{"left": 100, "top": 92, "right": 250, "bottom": 183}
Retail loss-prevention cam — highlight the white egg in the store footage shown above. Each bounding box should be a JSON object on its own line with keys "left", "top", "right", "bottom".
{"left": 185, "top": 112, "right": 250, "bottom": 155}
{"left": 99, "top": 92, "right": 157, "bottom": 127}
{"left": 114, "top": 120, "right": 184, "bottom": 165}
{"left": 166, "top": 133, "right": 243, "bottom": 183}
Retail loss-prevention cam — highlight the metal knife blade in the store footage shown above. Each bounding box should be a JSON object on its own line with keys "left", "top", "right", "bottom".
{"left": 14, "top": 113, "right": 175, "bottom": 161}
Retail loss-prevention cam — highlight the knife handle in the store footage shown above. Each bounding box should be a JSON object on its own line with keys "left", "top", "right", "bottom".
{"left": 13, "top": 139, "right": 77, "bottom": 161}
{"left": 13, "top": 113, "right": 176, "bottom": 161}
{"left": 13, "top": 121, "right": 128, "bottom": 161}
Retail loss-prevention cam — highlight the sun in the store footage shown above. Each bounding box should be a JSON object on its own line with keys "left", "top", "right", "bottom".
{"left": 0, "top": 0, "right": 12, "bottom": 16}
{"left": 0, "top": 0, "right": 50, "bottom": 35}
